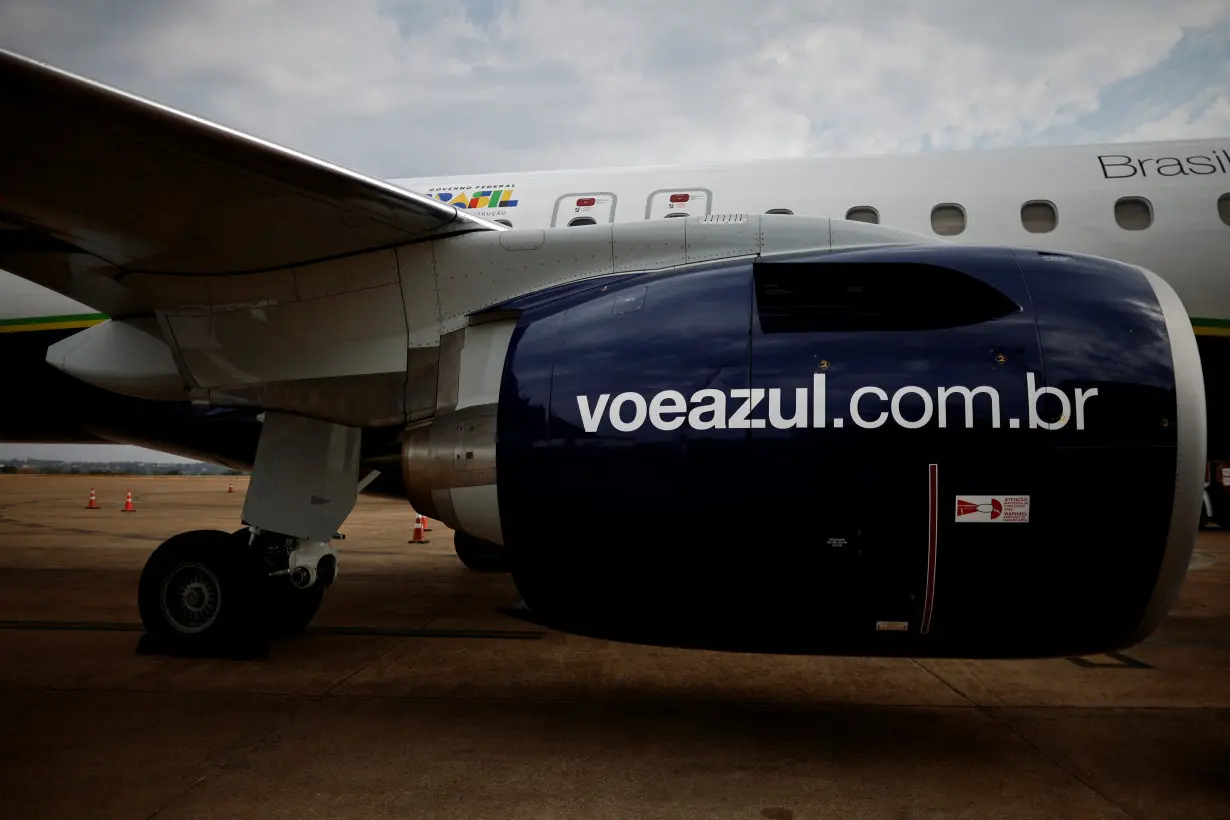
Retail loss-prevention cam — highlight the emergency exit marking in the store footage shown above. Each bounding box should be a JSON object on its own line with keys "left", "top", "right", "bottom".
{"left": 954, "top": 495, "right": 1030, "bottom": 522}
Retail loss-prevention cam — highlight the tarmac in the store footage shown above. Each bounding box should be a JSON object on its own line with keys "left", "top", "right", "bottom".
{"left": 0, "top": 474, "right": 1226, "bottom": 819}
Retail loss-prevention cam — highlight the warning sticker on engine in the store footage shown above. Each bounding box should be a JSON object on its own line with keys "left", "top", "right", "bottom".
{"left": 954, "top": 495, "right": 1030, "bottom": 523}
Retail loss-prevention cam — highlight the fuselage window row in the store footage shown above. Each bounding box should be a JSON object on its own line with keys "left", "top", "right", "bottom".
{"left": 570, "top": 191, "right": 1230, "bottom": 232}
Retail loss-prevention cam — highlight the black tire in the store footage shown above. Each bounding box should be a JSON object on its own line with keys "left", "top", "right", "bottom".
{"left": 138, "top": 529, "right": 258, "bottom": 649}
{"left": 261, "top": 579, "right": 325, "bottom": 637}
{"left": 454, "top": 531, "right": 509, "bottom": 572}
{"left": 229, "top": 528, "right": 326, "bottom": 637}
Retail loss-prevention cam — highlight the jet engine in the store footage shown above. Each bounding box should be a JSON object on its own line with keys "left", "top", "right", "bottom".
{"left": 403, "top": 242, "right": 1204, "bottom": 658}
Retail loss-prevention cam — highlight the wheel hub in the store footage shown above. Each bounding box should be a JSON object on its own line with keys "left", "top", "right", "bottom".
{"left": 183, "top": 583, "right": 207, "bottom": 610}
{"left": 160, "top": 562, "right": 222, "bottom": 634}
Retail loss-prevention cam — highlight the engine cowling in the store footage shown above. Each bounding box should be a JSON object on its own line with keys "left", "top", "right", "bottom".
{"left": 405, "top": 242, "right": 1204, "bottom": 658}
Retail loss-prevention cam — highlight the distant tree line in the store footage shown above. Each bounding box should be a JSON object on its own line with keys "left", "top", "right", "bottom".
{"left": 0, "top": 460, "right": 247, "bottom": 476}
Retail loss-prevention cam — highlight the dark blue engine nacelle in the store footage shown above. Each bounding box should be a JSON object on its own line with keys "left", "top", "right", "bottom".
{"left": 414, "top": 243, "right": 1205, "bottom": 658}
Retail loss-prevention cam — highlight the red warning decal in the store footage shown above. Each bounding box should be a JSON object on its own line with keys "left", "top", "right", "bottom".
{"left": 954, "top": 495, "right": 1029, "bottom": 523}
{"left": 956, "top": 498, "right": 1002, "bottom": 519}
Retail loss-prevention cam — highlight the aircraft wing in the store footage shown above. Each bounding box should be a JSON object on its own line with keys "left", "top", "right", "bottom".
{"left": 0, "top": 48, "right": 504, "bottom": 318}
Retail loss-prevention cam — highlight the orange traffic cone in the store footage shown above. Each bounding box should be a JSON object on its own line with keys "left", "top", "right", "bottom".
{"left": 423, "top": 516, "right": 433, "bottom": 532}
{"left": 227, "top": 481, "right": 234, "bottom": 493}
{"left": 408, "top": 513, "right": 429, "bottom": 543}
{"left": 121, "top": 489, "right": 135, "bottom": 513}
{"left": 86, "top": 488, "right": 100, "bottom": 509}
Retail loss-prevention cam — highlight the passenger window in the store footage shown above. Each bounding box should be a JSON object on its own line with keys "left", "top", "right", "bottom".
{"left": 845, "top": 206, "right": 879, "bottom": 224}
{"left": 931, "top": 203, "right": 966, "bottom": 236}
{"left": 1114, "top": 197, "right": 1152, "bottom": 230}
{"left": 663, "top": 212, "right": 689, "bottom": 218}
{"left": 765, "top": 208, "right": 794, "bottom": 215}
{"left": 1219, "top": 193, "right": 1230, "bottom": 227}
{"left": 568, "top": 216, "right": 598, "bottom": 227}
{"left": 494, "top": 219, "right": 513, "bottom": 227}
{"left": 1021, "top": 200, "right": 1057, "bottom": 233}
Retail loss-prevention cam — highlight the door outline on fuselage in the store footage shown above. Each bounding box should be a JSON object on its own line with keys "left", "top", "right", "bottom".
{"left": 645, "top": 188, "right": 714, "bottom": 219}
{"left": 550, "top": 192, "right": 619, "bottom": 227}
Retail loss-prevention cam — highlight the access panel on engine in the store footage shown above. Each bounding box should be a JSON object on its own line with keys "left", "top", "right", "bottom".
{"left": 748, "top": 246, "right": 1046, "bottom": 645}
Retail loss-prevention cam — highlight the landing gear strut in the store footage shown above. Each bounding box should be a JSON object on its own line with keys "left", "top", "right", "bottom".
{"left": 137, "top": 412, "right": 362, "bottom": 656}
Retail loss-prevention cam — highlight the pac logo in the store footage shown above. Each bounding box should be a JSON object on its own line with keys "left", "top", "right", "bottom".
{"left": 430, "top": 188, "right": 519, "bottom": 209}
{"left": 954, "top": 495, "right": 1030, "bottom": 523}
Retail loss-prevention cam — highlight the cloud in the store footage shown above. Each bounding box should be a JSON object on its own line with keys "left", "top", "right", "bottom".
{"left": 2, "top": 0, "right": 1228, "bottom": 179}
{"left": 1117, "top": 94, "right": 1230, "bottom": 143}
{"left": 2, "top": 1, "right": 1228, "bottom": 463}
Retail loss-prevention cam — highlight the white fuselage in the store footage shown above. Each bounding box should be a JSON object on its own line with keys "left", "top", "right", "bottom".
{"left": 390, "top": 138, "right": 1230, "bottom": 329}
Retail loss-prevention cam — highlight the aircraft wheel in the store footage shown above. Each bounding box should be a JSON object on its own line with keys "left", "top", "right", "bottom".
{"left": 454, "top": 531, "right": 509, "bottom": 573}
{"left": 138, "top": 529, "right": 258, "bottom": 650}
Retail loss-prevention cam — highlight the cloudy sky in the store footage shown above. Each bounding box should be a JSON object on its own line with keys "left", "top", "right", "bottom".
{"left": 2, "top": 0, "right": 1229, "bottom": 462}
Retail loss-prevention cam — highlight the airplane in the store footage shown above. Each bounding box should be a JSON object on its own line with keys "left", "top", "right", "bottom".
{"left": 0, "top": 47, "right": 1223, "bottom": 660}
